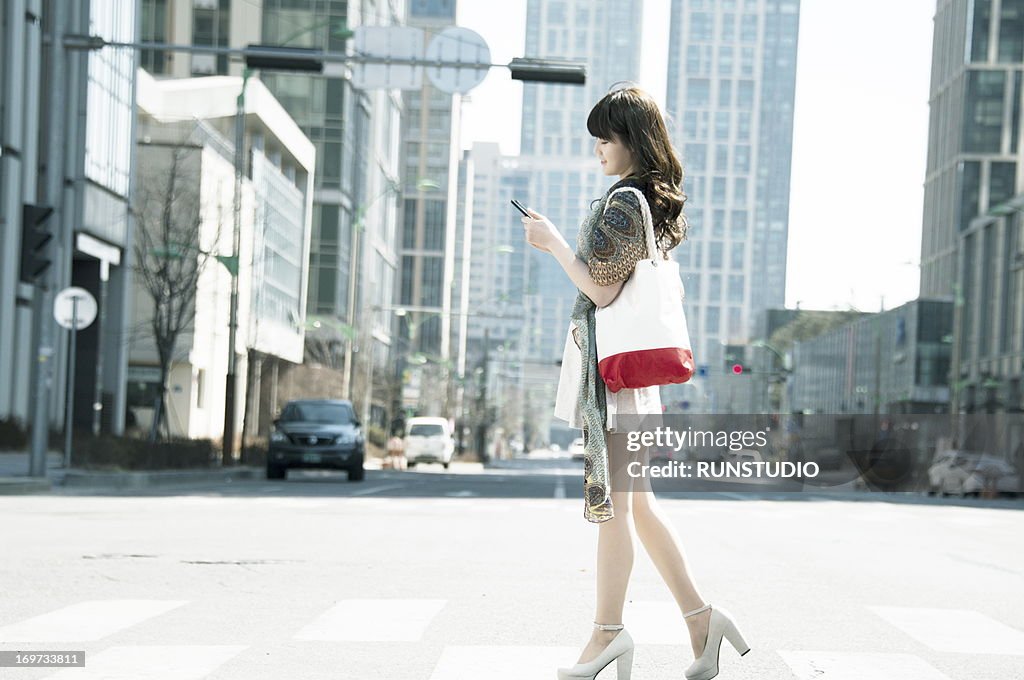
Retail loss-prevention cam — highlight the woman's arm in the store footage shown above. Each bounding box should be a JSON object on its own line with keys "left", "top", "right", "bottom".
{"left": 522, "top": 208, "right": 625, "bottom": 308}
{"left": 547, "top": 240, "right": 625, "bottom": 308}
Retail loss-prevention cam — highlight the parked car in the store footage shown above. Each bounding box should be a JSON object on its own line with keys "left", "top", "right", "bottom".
{"left": 267, "top": 399, "right": 364, "bottom": 481}
{"left": 926, "top": 450, "right": 1020, "bottom": 497}
{"left": 569, "top": 437, "right": 585, "bottom": 460}
{"left": 927, "top": 449, "right": 973, "bottom": 496}
{"left": 404, "top": 417, "right": 456, "bottom": 468}
{"left": 961, "top": 454, "right": 1020, "bottom": 498}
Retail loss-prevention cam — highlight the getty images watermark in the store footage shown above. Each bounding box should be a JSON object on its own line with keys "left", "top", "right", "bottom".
{"left": 624, "top": 425, "right": 819, "bottom": 480}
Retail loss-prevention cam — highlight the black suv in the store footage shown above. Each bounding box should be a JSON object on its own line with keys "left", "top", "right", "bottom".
{"left": 267, "top": 399, "right": 365, "bottom": 481}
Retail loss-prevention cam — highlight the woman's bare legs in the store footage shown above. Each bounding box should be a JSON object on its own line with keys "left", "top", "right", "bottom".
{"left": 631, "top": 444, "right": 711, "bottom": 658}
{"left": 575, "top": 431, "right": 635, "bottom": 664}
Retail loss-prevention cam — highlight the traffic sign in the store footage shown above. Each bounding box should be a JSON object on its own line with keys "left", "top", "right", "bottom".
{"left": 53, "top": 287, "right": 97, "bottom": 330}
{"left": 424, "top": 27, "right": 490, "bottom": 94}
{"left": 345, "top": 26, "right": 425, "bottom": 90}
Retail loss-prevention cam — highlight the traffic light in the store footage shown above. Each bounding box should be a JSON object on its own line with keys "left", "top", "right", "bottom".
{"left": 723, "top": 344, "right": 746, "bottom": 375}
{"left": 509, "top": 57, "right": 586, "bottom": 85}
{"left": 20, "top": 203, "right": 54, "bottom": 284}
{"left": 244, "top": 45, "right": 323, "bottom": 72}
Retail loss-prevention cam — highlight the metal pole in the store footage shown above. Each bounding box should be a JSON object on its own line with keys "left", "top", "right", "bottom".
{"left": 222, "top": 70, "right": 249, "bottom": 465}
{"left": 342, "top": 206, "right": 361, "bottom": 400}
{"left": 63, "top": 296, "right": 78, "bottom": 468}
{"left": 30, "top": 0, "right": 67, "bottom": 477}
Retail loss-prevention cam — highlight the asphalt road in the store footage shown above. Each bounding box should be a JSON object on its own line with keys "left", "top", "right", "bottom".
{"left": 1, "top": 453, "right": 1022, "bottom": 679}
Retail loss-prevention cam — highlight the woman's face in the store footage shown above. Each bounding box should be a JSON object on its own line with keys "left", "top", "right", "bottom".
{"left": 594, "top": 134, "right": 636, "bottom": 179}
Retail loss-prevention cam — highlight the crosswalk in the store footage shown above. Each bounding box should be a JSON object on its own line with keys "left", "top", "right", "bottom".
{"left": 1, "top": 598, "right": 1021, "bottom": 678}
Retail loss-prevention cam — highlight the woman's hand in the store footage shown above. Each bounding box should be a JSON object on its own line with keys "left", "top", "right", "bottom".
{"left": 522, "top": 208, "right": 568, "bottom": 254}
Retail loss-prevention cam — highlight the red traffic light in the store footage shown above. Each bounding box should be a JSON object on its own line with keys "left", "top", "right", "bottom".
{"left": 731, "top": 364, "right": 744, "bottom": 375}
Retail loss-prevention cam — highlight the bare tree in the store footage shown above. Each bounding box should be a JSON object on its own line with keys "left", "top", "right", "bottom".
{"left": 132, "top": 141, "right": 222, "bottom": 441}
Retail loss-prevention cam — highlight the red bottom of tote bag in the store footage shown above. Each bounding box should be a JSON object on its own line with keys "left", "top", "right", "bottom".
{"left": 599, "top": 346, "right": 695, "bottom": 393}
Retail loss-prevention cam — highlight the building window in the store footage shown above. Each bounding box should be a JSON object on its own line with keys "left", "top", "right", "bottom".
{"left": 715, "top": 111, "right": 731, "bottom": 140}
{"left": 737, "top": 80, "right": 755, "bottom": 109}
{"left": 734, "top": 145, "right": 750, "bottom": 172}
{"left": 963, "top": 70, "right": 1005, "bottom": 152}
{"left": 715, "top": 145, "right": 729, "bottom": 171}
{"left": 957, "top": 160, "right": 981, "bottom": 232}
{"left": 718, "top": 46, "right": 734, "bottom": 76}
{"left": 140, "top": 0, "right": 168, "bottom": 74}
{"left": 688, "top": 78, "right": 711, "bottom": 107}
{"left": 709, "top": 241, "right": 723, "bottom": 268}
{"left": 721, "top": 13, "right": 735, "bottom": 42}
{"left": 970, "top": 0, "right": 993, "bottom": 62}
{"left": 989, "top": 162, "right": 1017, "bottom": 208}
{"left": 191, "top": 0, "right": 230, "bottom": 75}
{"left": 718, "top": 79, "right": 732, "bottom": 107}
{"left": 195, "top": 369, "right": 205, "bottom": 408}
{"left": 730, "top": 210, "right": 748, "bottom": 238}
{"left": 712, "top": 177, "right": 727, "bottom": 204}
{"left": 740, "top": 14, "right": 759, "bottom": 42}
{"left": 999, "top": 0, "right": 1024, "bottom": 62}
{"left": 400, "top": 255, "right": 415, "bottom": 304}
{"left": 690, "top": 12, "right": 713, "bottom": 41}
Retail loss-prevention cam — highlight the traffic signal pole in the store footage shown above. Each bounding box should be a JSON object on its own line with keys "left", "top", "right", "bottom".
{"left": 28, "top": 0, "right": 67, "bottom": 476}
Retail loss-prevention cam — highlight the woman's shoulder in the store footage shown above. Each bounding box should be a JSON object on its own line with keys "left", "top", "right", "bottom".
{"left": 606, "top": 175, "right": 648, "bottom": 196}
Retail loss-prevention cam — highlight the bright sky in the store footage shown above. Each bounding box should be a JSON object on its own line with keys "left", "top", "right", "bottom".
{"left": 456, "top": 0, "right": 935, "bottom": 313}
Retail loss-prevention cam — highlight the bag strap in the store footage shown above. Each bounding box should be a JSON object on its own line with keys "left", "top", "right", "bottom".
{"left": 602, "top": 186, "right": 659, "bottom": 266}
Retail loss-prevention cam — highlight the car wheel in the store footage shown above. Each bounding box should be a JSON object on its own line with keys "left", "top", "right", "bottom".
{"left": 266, "top": 464, "right": 286, "bottom": 480}
{"left": 348, "top": 466, "right": 365, "bottom": 482}
{"left": 407, "top": 461, "right": 416, "bottom": 468}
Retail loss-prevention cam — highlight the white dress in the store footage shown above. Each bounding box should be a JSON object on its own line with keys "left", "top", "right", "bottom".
{"left": 553, "top": 322, "right": 662, "bottom": 432}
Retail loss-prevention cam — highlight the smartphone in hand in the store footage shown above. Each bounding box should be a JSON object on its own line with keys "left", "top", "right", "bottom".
{"left": 510, "top": 199, "right": 531, "bottom": 217}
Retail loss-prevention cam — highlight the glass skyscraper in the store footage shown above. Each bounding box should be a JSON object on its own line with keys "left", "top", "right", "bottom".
{"left": 665, "top": 0, "right": 799, "bottom": 372}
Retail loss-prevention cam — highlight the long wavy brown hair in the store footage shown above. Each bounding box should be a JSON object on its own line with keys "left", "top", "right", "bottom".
{"left": 587, "top": 83, "right": 689, "bottom": 252}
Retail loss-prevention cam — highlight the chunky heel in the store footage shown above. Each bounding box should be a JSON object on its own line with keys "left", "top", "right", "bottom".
{"left": 556, "top": 622, "right": 634, "bottom": 680}
{"left": 720, "top": 611, "right": 750, "bottom": 656}
{"left": 682, "top": 603, "right": 752, "bottom": 680}
{"left": 616, "top": 645, "right": 634, "bottom": 679}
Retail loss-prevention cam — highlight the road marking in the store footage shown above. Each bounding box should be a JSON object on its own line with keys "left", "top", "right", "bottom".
{"left": 554, "top": 477, "right": 566, "bottom": 498}
{"left": 0, "top": 600, "right": 189, "bottom": 642}
{"left": 42, "top": 645, "right": 247, "bottom": 680}
{"left": 868, "top": 606, "right": 1024, "bottom": 654}
{"left": 778, "top": 651, "right": 955, "bottom": 679}
{"left": 429, "top": 645, "right": 580, "bottom": 680}
{"left": 445, "top": 490, "right": 479, "bottom": 497}
{"left": 350, "top": 483, "right": 407, "bottom": 496}
{"left": 293, "top": 599, "right": 446, "bottom": 641}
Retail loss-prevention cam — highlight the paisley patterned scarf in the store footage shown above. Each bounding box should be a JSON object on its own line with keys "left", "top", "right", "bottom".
{"left": 570, "top": 177, "right": 650, "bottom": 523}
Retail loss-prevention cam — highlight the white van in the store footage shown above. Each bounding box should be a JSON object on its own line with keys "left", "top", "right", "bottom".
{"left": 404, "top": 417, "right": 456, "bottom": 468}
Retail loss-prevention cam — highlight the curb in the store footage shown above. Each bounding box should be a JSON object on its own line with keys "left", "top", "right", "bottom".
{"left": 0, "top": 477, "right": 53, "bottom": 495}
{"left": 58, "top": 466, "right": 264, "bottom": 489}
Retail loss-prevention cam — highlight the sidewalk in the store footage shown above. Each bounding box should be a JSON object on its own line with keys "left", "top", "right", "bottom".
{"left": 0, "top": 450, "right": 265, "bottom": 494}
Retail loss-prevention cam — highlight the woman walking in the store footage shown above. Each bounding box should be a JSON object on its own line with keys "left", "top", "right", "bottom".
{"left": 521, "top": 84, "right": 751, "bottom": 680}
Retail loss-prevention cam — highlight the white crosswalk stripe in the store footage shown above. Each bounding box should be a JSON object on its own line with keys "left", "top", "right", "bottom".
{"left": 428, "top": 645, "right": 580, "bottom": 680}
{"left": 41, "top": 645, "right": 247, "bottom": 680}
{"left": 1, "top": 594, "right": 1021, "bottom": 678}
{"left": 0, "top": 600, "right": 188, "bottom": 642}
{"left": 868, "top": 605, "right": 1024, "bottom": 655}
{"left": 292, "top": 598, "right": 448, "bottom": 642}
{"left": 777, "top": 651, "right": 956, "bottom": 679}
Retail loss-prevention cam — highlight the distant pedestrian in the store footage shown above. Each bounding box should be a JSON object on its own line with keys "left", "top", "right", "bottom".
{"left": 386, "top": 433, "right": 406, "bottom": 471}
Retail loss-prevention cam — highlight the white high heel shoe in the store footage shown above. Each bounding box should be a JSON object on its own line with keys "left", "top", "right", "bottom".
{"left": 556, "top": 621, "right": 634, "bottom": 680}
{"left": 683, "top": 603, "right": 750, "bottom": 680}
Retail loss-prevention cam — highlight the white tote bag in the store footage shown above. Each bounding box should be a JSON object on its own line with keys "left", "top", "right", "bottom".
{"left": 595, "top": 187, "right": 695, "bottom": 392}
